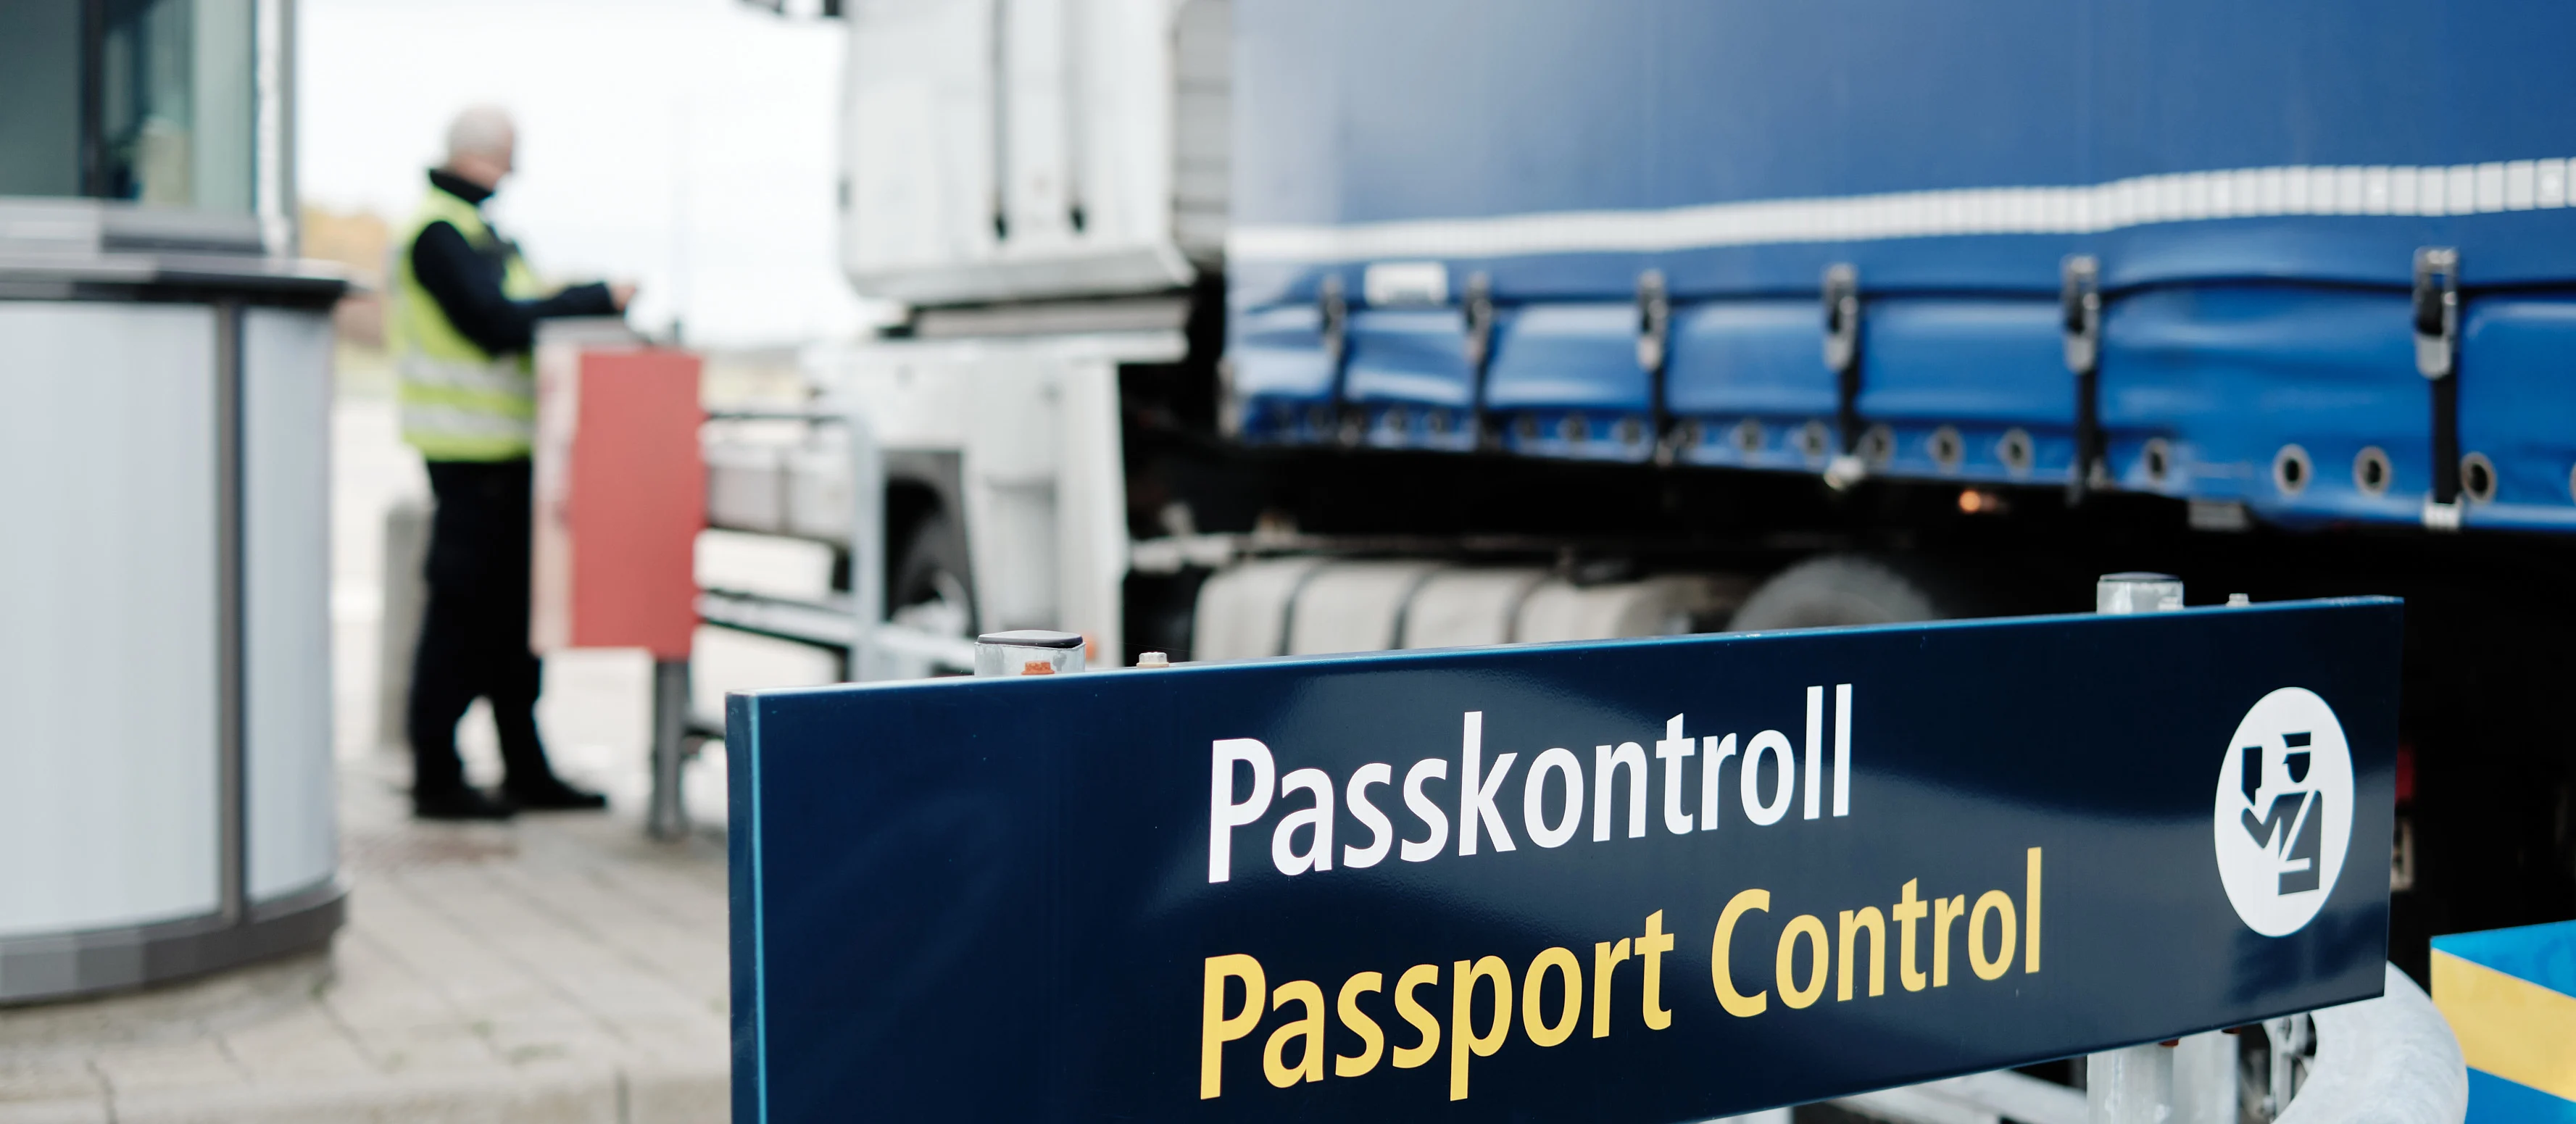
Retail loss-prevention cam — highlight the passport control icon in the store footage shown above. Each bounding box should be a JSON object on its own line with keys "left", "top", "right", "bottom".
{"left": 2212, "top": 688, "right": 2353, "bottom": 937}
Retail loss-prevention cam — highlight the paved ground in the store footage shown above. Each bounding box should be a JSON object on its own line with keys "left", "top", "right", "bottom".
{"left": 0, "top": 767, "right": 731, "bottom": 1123}
{"left": 0, "top": 395, "right": 787, "bottom": 1123}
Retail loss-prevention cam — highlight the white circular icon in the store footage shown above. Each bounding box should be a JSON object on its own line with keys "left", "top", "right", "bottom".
{"left": 2212, "top": 688, "right": 2353, "bottom": 936}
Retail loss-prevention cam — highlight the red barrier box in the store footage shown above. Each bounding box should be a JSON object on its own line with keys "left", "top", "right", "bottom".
{"left": 532, "top": 346, "right": 705, "bottom": 659}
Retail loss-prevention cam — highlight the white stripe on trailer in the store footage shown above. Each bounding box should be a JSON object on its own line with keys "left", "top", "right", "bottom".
{"left": 1229, "top": 156, "right": 2576, "bottom": 263}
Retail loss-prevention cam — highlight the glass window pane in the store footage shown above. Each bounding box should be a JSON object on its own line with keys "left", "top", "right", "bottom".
{"left": 191, "top": 0, "right": 257, "bottom": 212}
{"left": 0, "top": 3, "right": 84, "bottom": 197}
{"left": 99, "top": 0, "right": 256, "bottom": 212}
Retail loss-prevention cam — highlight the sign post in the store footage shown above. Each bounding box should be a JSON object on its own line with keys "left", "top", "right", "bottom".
{"left": 2085, "top": 573, "right": 2236, "bottom": 1124}
{"left": 728, "top": 598, "right": 2398, "bottom": 1123}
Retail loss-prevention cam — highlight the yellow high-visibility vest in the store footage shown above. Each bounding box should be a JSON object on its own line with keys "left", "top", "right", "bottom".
{"left": 388, "top": 184, "right": 548, "bottom": 461}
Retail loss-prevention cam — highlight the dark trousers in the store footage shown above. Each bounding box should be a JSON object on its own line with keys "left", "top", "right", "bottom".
{"left": 407, "top": 459, "right": 560, "bottom": 795}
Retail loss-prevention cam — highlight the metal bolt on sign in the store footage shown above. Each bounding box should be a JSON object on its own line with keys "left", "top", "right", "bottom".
{"left": 974, "top": 630, "right": 1088, "bottom": 677}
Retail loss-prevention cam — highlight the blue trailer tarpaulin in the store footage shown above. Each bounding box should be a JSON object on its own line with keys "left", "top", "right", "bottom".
{"left": 1221, "top": 0, "right": 2576, "bottom": 532}
{"left": 728, "top": 600, "right": 2398, "bottom": 1123}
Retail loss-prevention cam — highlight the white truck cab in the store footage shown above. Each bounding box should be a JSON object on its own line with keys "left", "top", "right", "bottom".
{"left": 710, "top": 0, "right": 1771, "bottom": 677}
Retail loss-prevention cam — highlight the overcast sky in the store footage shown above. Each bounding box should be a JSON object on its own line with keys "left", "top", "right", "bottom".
{"left": 300, "top": 0, "right": 874, "bottom": 346}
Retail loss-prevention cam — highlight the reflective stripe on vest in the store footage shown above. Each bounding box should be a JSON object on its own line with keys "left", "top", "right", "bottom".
{"left": 395, "top": 354, "right": 535, "bottom": 459}
{"left": 391, "top": 183, "right": 548, "bottom": 461}
{"left": 396, "top": 401, "right": 539, "bottom": 462}
{"left": 397, "top": 352, "right": 533, "bottom": 399}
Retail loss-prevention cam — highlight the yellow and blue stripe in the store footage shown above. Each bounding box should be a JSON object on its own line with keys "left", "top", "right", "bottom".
{"left": 2433, "top": 918, "right": 2576, "bottom": 1123}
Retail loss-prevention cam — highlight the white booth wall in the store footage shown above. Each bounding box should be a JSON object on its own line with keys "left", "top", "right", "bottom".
{"left": 0, "top": 299, "right": 338, "bottom": 963}
{"left": 245, "top": 307, "right": 339, "bottom": 902}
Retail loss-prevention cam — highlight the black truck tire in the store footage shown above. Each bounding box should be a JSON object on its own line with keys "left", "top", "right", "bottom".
{"left": 889, "top": 511, "right": 976, "bottom": 636}
{"left": 1728, "top": 554, "right": 1963, "bottom": 631}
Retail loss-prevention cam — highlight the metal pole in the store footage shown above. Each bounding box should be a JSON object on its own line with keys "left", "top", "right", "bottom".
{"left": 846, "top": 404, "right": 884, "bottom": 681}
{"left": 2087, "top": 574, "right": 2171, "bottom": 1124}
{"left": 2087, "top": 1036, "right": 2174, "bottom": 1124}
{"left": 215, "top": 300, "right": 248, "bottom": 925}
{"left": 646, "top": 658, "right": 690, "bottom": 841}
{"left": 2087, "top": 572, "right": 2235, "bottom": 1124}
{"left": 2170, "top": 1028, "right": 2237, "bottom": 1124}
{"left": 2262, "top": 1013, "right": 2309, "bottom": 1119}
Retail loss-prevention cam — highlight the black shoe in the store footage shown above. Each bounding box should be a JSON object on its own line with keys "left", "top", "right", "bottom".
{"left": 504, "top": 778, "right": 609, "bottom": 812}
{"left": 413, "top": 786, "right": 518, "bottom": 820}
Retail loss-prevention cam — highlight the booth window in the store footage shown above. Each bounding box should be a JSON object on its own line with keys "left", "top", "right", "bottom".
{"left": 0, "top": 0, "right": 257, "bottom": 212}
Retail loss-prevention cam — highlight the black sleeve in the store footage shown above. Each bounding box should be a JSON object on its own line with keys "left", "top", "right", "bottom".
{"left": 410, "top": 221, "right": 619, "bottom": 355}
{"left": 526, "top": 280, "right": 619, "bottom": 321}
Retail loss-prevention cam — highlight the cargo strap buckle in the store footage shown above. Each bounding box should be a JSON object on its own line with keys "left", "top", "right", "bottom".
{"left": 2414, "top": 248, "right": 2463, "bottom": 520}
{"left": 1821, "top": 264, "right": 1866, "bottom": 484}
{"left": 2063, "top": 255, "right": 2106, "bottom": 502}
{"left": 1464, "top": 272, "right": 1500, "bottom": 450}
{"left": 1318, "top": 274, "right": 1363, "bottom": 446}
{"left": 1637, "top": 270, "right": 1679, "bottom": 464}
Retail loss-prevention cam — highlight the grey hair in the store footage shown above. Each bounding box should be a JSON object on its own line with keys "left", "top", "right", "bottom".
{"left": 444, "top": 105, "right": 516, "bottom": 163}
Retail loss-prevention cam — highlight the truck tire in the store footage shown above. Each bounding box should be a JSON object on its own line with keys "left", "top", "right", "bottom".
{"left": 889, "top": 511, "right": 975, "bottom": 637}
{"left": 1728, "top": 554, "right": 1964, "bottom": 631}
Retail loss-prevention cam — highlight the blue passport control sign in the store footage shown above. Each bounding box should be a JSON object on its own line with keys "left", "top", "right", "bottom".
{"left": 728, "top": 599, "right": 2400, "bottom": 1123}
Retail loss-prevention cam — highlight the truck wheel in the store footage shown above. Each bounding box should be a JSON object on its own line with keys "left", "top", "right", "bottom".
{"left": 1728, "top": 554, "right": 1964, "bottom": 630}
{"left": 888, "top": 512, "right": 974, "bottom": 638}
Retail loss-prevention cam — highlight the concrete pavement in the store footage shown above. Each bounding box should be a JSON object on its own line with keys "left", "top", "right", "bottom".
{"left": 0, "top": 748, "right": 731, "bottom": 1124}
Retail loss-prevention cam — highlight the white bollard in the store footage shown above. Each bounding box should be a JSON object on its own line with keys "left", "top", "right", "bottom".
{"left": 376, "top": 496, "right": 432, "bottom": 750}
{"left": 2274, "top": 965, "right": 2465, "bottom": 1124}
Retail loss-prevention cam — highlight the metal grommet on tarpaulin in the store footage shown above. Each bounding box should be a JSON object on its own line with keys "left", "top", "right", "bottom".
{"left": 2459, "top": 451, "right": 2497, "bottom": 503}
{"left": 2274, "top": 444, "right": 2314, "bottom": 496}
{"left": 1861, "top": 423, "right": 1895, "bottom": 467}
{"left": 1735, "top": 418, "right": 1766, "bottom": 455}
{"left": 2354, "top": 446, "right": 2393, "bottom": 497}
{"left": 2140, "top": 437, "right": 2174, "bottom": 488}
{"left": 1929, "top": 425, "right": 1964, "bottom": 473}
{"left": 1998, "top": 428, "right": 2036, "bottom": 478}
{"left": 1799, "top": 419, "right": 1832, "bottom": 463}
